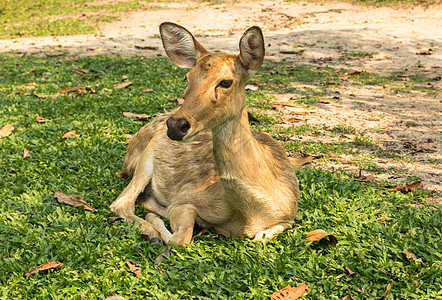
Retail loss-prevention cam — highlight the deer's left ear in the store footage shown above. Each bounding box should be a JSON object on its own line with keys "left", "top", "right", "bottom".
{"left": 239, "top": 26, "right": 265, "bottom": 77}
{"left": 160, "top": 22, "right": 207, "bottom": 69}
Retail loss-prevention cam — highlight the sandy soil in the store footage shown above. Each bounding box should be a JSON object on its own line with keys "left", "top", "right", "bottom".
{"left": 1, "top": 0, "right": 440, "bottom": 199}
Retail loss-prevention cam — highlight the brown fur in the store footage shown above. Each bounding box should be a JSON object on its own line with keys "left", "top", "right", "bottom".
{"left": 110, "top": 23, "right": 299, "bottom": 245}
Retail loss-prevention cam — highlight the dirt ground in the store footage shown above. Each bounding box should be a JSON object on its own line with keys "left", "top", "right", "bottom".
{"left": 1, "top": 0, "right": 441, "bottom": 199}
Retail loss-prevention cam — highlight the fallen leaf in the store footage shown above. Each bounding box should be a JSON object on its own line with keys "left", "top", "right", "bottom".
{"left": 142, "top": 88, "right": 154, "bottom": 93}
{"left": 62, "top": 130, "right": 79, "bottom": 139}
{"left": 271, "top": 283, "right": 308, "bottom": 300}
{"left": 289, "top": 155, "right": 314, "bottom": 167}
{"left": 122, "top": 112, "right": 150, "bottom": 121}
{"left": 25, "top": 261, "right": 63, "bottom": 276}
{"left": 305, "top": 229, "right": 338, "bottom": 246}
{"left": 170, "top": 98, "right": 185, "bottom": 105}
{"left": 356, "top": 174, "right": 375, "bottom": 182}
{"left": 23, "top": 149, "right": 32, "bottom": 159}
{"left": 348, "top": 70, "right": 363, "bottom": 76}
{"left": 74, "top": 69, "right": 89, "bottom": 75}
{"left": 10, "top": 91, "right": 32, "bottom": 96}
{"left": 124, "top": 134, "right": 133, "bottom": 139}
{"left": 125, "top": 260, "right": 141, "bottom": 277}
{"left": 102, "top": 88, "right": 113, "bottom": 93}
{"left": 121, "top": 75, "right": 128, "bottom": 81}
{"left": 58, "top": 86, "right": 81, "bottom": 94}
{"left": 36, "top": 115, "right": 48, "bottom": 123}
{"left": 18, "top": 82, "right": 37, "bottom": 89}
{"left": 318, "top": 98, "right": 336, "bottom": 104}
{"left": 114, "top": 82, "right": 133, "bottom": 89}
{"left": 154, "top": 245, "right": 170, "bottom": 266}
{"left": 105, "top": 296, "right": 126, "bottom": 300}
{"left": 33, "top": 92, "right": 56, "bottom": 99}
{"left": 389, "top": 181, "right": 421, "bottom": 194}
{"left": 402, "top": 249, "right": 422, "bottom": 263}
{"left": 341, "top": 296, "right": 358, "bottom": 300}
{"left": 327, "top": 151, "right": 342, "bottom": 160}
{"left": 0, "top": 124, "right": 14, "bottom": 138}
{"left": 377, "top": 282, "right": 393, "bottom": 300}
{"left": 54, "top": 190, "right": 95, "bottom": 211}
{"left": 345, "top": 266, "right": 355, "bottom": 275}
{"left": 272, "top": 102, "right": 298, "bottom": 109}
{"left": 283, "top": 117, "right": 304, "bottom": 124}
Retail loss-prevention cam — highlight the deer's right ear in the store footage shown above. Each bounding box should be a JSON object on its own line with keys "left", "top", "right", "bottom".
{"left": 160, "top": 22, "right": 207, "bottom": 68}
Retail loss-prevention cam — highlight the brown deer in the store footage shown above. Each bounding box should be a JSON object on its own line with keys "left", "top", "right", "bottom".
{"left": 110, "top": 22, "right": 299, "bottom": 245}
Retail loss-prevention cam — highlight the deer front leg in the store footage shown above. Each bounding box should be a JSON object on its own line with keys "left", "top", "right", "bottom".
{"left": 168, "top": 204, "right": 198, "bottom": 246}
{"left": 110, "top": 152, "right": 162, "bottom": 238}
{"left": 252, "top": 222, "right": 293, "bottom": 242}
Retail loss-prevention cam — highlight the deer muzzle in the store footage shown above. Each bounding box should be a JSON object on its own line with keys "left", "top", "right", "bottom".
{"left": 166, "top": 117, "right": 191, "bottom": 141}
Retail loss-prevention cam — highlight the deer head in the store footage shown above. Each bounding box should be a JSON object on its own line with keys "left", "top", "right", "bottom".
{"left": 159, "top": 22, "right": 265, "bottom": 141}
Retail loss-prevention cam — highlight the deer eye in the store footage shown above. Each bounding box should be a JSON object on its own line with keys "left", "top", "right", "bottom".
{"left": 219, "top": 79, "right": 233, "bottom": 88}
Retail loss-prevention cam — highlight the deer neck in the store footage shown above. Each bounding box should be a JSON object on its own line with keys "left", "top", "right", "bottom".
{"left": 211, "top": 102, "right": 259, "bottom": 181}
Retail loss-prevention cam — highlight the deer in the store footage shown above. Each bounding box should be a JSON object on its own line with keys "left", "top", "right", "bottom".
{"left": 110, "top": 22, "right": 299, "bottom": 245}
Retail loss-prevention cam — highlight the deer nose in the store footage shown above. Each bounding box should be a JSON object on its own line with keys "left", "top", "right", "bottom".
{"left": 166, "top": 117, "right": 191, "bottom": 141}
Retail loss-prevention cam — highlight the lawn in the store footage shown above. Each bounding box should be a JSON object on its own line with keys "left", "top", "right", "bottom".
{"left": 1, "top": 53, "right": 441, "bottom": 299}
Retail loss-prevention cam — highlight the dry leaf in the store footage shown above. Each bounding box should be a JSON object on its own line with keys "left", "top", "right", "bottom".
{"left": 272, "top": 102, "right": 298, "bottom": 109}
{"left": 122, "top": 75, "right": 128, "bottom": 81}
{"left": 142, "top": 88, "right": 154, "bottom": 93}
{"left": 36, "top": 115, "right": 48, "bottom": 123}
{"left": 345, "top": 266, "right": 355, "bottom": 275}
{"left": 18, "top": 82, "right": 37, "bottom": 89}
{"left": 25, "top": 261, "right": 63, "bottom": 276}
{"left": 105, "top": 296, "right": 126, "bottom": 300}
{"left": 124, "top": 134, "right": 133, "bottom": 139}
{"left": 54, "top": 190, "right": 95, "bottom": 211}
{"left": 102, "top": 88, "right": 113, "bottom": 93}
{"left": 341, "top": 296, "right": 358, "bottom": 300}
{"left": 0, "top": 124, "right": 14, "bottom": 138}
{"left": 305, "top": 229, "right": 338, "bottom": 246}
{"left": 327, "top": 151, "right": 342, "bottom": 160}
{"left": 10, "top": 91, "right": 31, "bottom": 96}
{"left": 125, "top": 260, "right": 141, "bottom": 277}
{"left": 58, "top": 87, "right": 81, "bottom": 94}
{"left": 402, "top": 249, "right": 422, "bottom": 263}
{"left": 356, "top": 174, "right": 375, "bottom": 182}
{"left": 389, "top": 181, "right": 421, "bottom": 194}
{"left": 122, "top": 112, "right": 150, "bottom": 121}
{"left": 283, "top": 117, "right": 304, "bottom": 124}
{"left": 62, "top": 130, "right": 79, "bottom": 139}
{"left": 23, "top": 149, "right": 32, "bottom": 159}
{"left": 377, "top": 282, "right": 393, "bottom": 300}
{"left": 271, "top": 283, "right": 308, "bottom": 300}
{"left": 289, "top": 155, "right": 314, "bottom": 167}
{"left": 114, "top": 82, "right": 133, "bottom": 89}
{"left": 74, "top": 69, "right": 89, "bottom": 75}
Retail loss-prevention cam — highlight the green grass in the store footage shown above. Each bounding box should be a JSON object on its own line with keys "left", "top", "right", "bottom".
{"left": 0, "top": 0, "right": 154, "bottom": 39}
{"left": 1, "top": 53, "right": 441, "bottom": 299}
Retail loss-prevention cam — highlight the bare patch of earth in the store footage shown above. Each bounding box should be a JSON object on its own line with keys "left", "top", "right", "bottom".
{"left": 1, "top": 0, "right": 440, "bottom": 200}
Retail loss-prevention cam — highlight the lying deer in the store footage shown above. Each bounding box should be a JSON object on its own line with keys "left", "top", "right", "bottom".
{"left": 110, "top": 22, "right": 299, "bottom": 245}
